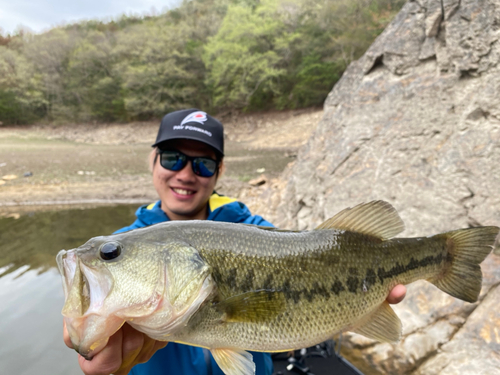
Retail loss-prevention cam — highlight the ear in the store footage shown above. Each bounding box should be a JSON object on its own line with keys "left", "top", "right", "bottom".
{"left": 217, "top": 159, "right": 226, "bottom": 179}
{"left": 149, "top": 148, "right": 159, "bottom": 172}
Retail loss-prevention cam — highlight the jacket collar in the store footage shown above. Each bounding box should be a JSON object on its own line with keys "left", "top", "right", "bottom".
{"left": 136, "top": 193, "right": 252, "bottom": 225}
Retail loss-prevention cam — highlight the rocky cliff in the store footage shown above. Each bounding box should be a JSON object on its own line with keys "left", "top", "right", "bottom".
{"left": 270, "top": 0, "right": 500, "bottom": 373}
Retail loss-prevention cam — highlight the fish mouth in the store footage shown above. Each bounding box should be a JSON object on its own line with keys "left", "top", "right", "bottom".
{"left": 58, "top": 249, "right": 114, "bottom": 317}
{"left": 58, "top": 248, "right": 120, "bottom": 357}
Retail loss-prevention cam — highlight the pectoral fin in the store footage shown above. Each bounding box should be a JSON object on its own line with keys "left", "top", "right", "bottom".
{"left": 216, "top": 290, "right": 286, "bottom": 323}
{"left": 211, "top": 348, "right": 255, "bottom": 375}
{"left": 351, "top": 301, "right": 402, "bottom": 342}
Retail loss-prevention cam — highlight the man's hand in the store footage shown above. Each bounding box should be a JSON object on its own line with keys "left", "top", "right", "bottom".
{"left": 63, "top": 322, "right": 167, "bottom": 375}
{"left": 386, "top": 284, "right": 406, "bottom": 304}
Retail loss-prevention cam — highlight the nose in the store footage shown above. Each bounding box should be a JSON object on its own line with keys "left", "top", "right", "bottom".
{"left": 175, "top": 160, "right": 197, "bottom": 181}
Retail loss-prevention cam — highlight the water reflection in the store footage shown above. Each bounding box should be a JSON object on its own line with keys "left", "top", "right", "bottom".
{"left": 0, "top": 204, "right": 142, "bottom": 375}
{"left": 0, "top": 204, "right": 139, "bottom": 277}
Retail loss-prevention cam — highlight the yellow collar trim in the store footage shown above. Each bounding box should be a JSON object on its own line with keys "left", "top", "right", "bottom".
{"left": 148, "top": 195, "right": 236, "bottom": 212}
{"left": 209, "top": 194, "right": 237, "bottom": 212}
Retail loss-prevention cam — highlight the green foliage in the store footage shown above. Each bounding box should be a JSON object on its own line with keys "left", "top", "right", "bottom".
{"left": 204, "top": 0, "right": 404, "bottom": 110}
{"left": 203, "top": 0, "right": 287, "bottom": 110}
{"left": 0, "top": 46, "right": 47, "bottom": 124}
{"left": 0, "top": 90, "right": 23, "bottom": 123}
{"left": 288, "top": 54, "right": 343, "bottom": 108}
{"left": 65, "top": 30, "right": 125, "bottom": 121}
{"left": 0, "top": 0, "right": 405, "bottom": 124}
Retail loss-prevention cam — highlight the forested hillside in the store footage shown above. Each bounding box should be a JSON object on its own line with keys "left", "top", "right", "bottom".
{"left": 0, "top": 0, "right": 404, "bottom": 125}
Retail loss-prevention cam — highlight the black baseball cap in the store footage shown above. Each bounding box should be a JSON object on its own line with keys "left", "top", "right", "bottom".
{"left": 153, "top": 109, "right": 224, "bottom": 156}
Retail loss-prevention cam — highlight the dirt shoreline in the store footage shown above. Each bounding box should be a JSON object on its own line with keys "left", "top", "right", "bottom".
{"left": 0, "top": 108, "right": 322, "bottom": 215}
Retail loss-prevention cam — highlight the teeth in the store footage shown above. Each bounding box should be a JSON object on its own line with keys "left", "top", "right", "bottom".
{"left": 173, "top": 188, "right": 194, "bottom": 196}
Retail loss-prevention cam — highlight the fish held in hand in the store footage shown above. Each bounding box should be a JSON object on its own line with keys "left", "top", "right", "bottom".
{"left": 57, "top": 200, "right": 499, "bottom": 374}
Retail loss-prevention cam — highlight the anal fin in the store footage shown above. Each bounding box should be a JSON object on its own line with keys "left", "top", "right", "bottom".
{"left": 211, "top": 348, "right": 255, "bottom": 375}
{"left": 351, "top": 301, "right": 402, "bottom": 343}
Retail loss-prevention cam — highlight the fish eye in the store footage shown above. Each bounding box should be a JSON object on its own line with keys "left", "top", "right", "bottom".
{"left": 99, "top": 242, "right": 122, "bottom": 261}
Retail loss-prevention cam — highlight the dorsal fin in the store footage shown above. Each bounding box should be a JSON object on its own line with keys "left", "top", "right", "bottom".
{"left": 315, "top": 200, "right": 405, "bottom": 240}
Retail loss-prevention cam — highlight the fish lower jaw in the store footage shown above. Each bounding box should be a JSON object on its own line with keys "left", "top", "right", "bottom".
{"left": 74, "top": 347, "right": 93, "bottom": 361}
{"left": 70, "top": 334, "right": 114, "bottom": 361}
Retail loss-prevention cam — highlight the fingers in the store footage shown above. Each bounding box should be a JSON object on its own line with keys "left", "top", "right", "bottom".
{"left": 112, "top": 324, "right": 168, "bottom": 375}
{"left": 113, "top": 324, "right": 147, "bottom": 375}
{"left": 64, "top": 321, "right": 167, "bottom": 375}
{"left": 132, "top": 335, "right": 162, "bottom": 365}
{"left": 78, "top": 327, "right": 124, "bottom": 375}
{"left": 387, "top": 284, "right": 407, "bottom": 305}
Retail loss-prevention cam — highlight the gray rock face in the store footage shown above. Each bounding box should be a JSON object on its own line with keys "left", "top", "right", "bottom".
{"left": 272, "top": 0, "right": 500, "bottom": 373}
{"left": 277, "top": 0, "right": 500, "bottom": 234}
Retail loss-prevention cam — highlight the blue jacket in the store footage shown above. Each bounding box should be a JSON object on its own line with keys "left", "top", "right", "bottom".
{"left": 115, "top": 193, "right": 274, "bottom": 375}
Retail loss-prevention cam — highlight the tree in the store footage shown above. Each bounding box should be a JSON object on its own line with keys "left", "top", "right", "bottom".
{"left": 22, "top": 28, "right": 80, "bottom": 121}
{"left": 0, "top": 0, "right": 406, "bottom": 124}
{"left": 116, "top": 0, "right": 228, "bottom": 119}
{"left": 0, "top": 46, "right": 46, "bottom": 124}
{"left": 203, "top": 0, "right": 405, "bottom": 111}
{"left": 204, "top": 0, "right": 287, "bottom": 110}
{"left": 66, "top": 30, "right": 125, "bottom": 122}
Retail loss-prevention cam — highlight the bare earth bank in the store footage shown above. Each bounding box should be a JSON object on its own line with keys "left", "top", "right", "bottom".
{"left": 0, "top": 108, "right": 322, "bottom": 217}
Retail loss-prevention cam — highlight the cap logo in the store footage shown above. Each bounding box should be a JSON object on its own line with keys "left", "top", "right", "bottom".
{"left": 180, "top": 111, "right": 207, "bottom": 126}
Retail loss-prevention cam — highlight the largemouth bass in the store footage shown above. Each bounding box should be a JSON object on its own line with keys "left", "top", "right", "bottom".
{"left": 57, "top": 201, "right": 499, "bottom": 375}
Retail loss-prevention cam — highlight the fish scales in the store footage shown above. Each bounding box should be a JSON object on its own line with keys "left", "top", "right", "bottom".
{"left": 165, "top": 222, "right": 452, "bottom": 351}
{"left": 57, "top": 200, "right": 500, "bottom": 375}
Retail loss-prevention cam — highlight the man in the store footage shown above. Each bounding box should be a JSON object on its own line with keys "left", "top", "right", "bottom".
{"left": 64, "top": 109, "right": 406, "bottom": 375}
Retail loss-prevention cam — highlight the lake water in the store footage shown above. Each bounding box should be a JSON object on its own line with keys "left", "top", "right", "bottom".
{"left": 0, "top": 204, "right": 141, "bottom": 375}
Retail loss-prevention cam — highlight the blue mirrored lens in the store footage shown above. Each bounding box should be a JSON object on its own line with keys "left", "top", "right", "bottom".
{"left": 193, "top": 159, "right": 217, "bottom": 177}
{"left": 160, "top": 153, "right": 186, "bottom": 171}
{"left": 159, "top": 151, "right": 217, "bottom": 177}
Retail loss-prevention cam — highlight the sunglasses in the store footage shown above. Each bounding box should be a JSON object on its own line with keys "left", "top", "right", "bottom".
{"left": 156, "top": 150, "right": 219, "bottom": 177}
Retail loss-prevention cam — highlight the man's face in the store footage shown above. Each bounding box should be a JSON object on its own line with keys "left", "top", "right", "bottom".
{"left": 153, "top": 139, "right": 219, "bottom": 221}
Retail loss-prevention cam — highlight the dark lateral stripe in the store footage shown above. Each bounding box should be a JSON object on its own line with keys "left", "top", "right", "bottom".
{"left": 346, "top": 276, "right": 359, "bottom": 293}
{"left": 263, "top": 273, "right": 274, "bottom": 290}
{"left": 217, "top": 267, "right": 358, "bottom": 303}
{"left": 364, "top": 268, "right": 377, "bottom": 290}
{"left": 216, "top": 253, "right": 448, "bottom": 304}
{"left": 225, "top": 268, "right": 238, "bottom": 288}
{"left": 331, "top": 280, "right": 345, "bottom": 295}
{"left": 377, "top": 254, "right": 447, "bottom": 283}
{"left": 240, "top": 269, "right": 255, "bottom": 291}
{"left": 279, "top": 278, "right": 350, "bottom": 304}
{"left": 282, "top": 280, "right": 301, "bottom": 303}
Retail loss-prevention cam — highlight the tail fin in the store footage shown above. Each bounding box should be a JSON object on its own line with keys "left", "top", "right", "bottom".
{"left": 431, "top": 226, "right": 499, "bottom": 303}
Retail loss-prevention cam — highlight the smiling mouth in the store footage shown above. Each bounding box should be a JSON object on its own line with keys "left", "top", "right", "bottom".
{"left": 172, "top": 188, "right": 195, "bottom": 196}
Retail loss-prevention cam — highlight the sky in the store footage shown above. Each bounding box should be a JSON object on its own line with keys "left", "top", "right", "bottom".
{"left": 0, "top": 0, "right": 180, "bottom": 35}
